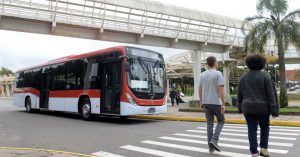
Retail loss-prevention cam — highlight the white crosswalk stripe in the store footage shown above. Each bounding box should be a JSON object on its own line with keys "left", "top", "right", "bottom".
{"left": 173, "top": 133, "right": 294, "bottom": 147}
{"left": 197, "top": 127, "right": 300, "bottom": 136}
{"left": 142, "top": 140, "right": 250, "bottom": 157}
{"left": 92, "top": 151, "right": 126, "bottom": 157}
{"left": 186, "top": 130, "right": 297, "bottom": 140}
{"left": 92, "top": 124, "right": 300, "bottom": 157}
{"left": 159, "top": 136, "right": 288, "bottom": 154}
{"left": 121, "top": 145, "right": 191, "bottom": 157}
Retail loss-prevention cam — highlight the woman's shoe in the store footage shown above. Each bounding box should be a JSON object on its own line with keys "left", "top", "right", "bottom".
{"left": 252, "top": 153, "right": 259, "bottom": 157}
{"left": 260, "top": 148, "right": 270, "bottom": 157}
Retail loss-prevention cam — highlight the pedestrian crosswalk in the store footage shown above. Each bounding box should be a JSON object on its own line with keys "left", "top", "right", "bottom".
{"left": 92, "top": 123, "right": 300, "bottom": 157}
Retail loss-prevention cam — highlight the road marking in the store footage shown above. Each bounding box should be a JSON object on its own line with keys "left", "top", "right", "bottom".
{"left": 142, "top": 140, "right": 250, "bottom": 157}
{"left": 186, "top": 130, "right": 297, "bottom": 140}
{"left": 92, "top": 151, "right": 126, "bottom": 157}
{"left": 221, "top": 125, "right": 300, "bottom": 132}
{"left": 159, "top": 136, "right": 288, "bottom": 154}
{"left": 120, "top": 145, "right": 191, "bottom": 157}
{"left": 197, "top": 127, "right": 299, "bottom": 136}
{"left": 173, "top": 133, "right": 294, "bottom": 147}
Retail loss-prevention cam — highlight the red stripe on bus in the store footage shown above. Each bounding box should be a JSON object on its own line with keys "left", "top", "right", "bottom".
{"left": 14, "top": 88, "right": 101, "bottom": 98}
{"left": 49, "top": 90, "right": 100, "bottom": 98}
{"left": 14, "top": 87, "right": 40, "bottom": 96}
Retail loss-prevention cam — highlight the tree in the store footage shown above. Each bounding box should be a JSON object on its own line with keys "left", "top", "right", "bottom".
{"left": 0, "top": 67, "right": 14, "bottom": 76}
{"left": 171, "top": 77, "right": 193, "bottom": 93}
{"left": 242, "top": 0, "right": 300, "bottom": 107}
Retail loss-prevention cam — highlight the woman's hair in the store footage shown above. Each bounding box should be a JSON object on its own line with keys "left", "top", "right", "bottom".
{"left": 245, "top": 53, "right": 267, "bottom": 70}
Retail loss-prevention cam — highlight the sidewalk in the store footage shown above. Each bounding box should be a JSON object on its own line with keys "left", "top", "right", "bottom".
{"left": 133, "top": 103, "right": 300, "bottom": 127}
{"left": 0, "top": 147, "right": 95, "bottom": 157}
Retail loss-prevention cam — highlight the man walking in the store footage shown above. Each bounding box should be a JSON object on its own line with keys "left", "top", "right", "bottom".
{"left": 199, "top": 56, "right": 225, "bottom": 152}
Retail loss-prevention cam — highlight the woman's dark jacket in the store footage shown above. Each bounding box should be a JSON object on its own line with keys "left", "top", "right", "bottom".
{"left": 237, "top": 70, "right": 279, "bottom": 116}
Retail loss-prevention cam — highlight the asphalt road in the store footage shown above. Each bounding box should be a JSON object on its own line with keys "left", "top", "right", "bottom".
{"left": 1, "top": 98, "right": 300, "bottom": 157}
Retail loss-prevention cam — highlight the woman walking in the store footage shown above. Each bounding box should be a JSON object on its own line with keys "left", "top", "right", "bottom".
{"left": 237, "top": 54, "right": 279, "bottom": 157}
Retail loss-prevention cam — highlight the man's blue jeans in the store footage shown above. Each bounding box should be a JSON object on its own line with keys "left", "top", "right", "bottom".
{"left": 244, "top": 114, "right": 270, "bottom": 154}
{"left": 204, "top": 104, "right": 225, "bottom": 146}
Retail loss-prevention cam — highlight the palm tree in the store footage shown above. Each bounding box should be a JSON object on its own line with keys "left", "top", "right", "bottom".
{"left": 242, "top": 0, "right": 300, "bottom": 108}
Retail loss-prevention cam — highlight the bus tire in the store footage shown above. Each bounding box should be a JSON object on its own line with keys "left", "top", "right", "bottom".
{"left": 25, "top": 97, "right": 33, "bottom": 113}
{"left": 120, "top": 116, "right": 128, "bottom": 121}
{"left": 80, "top": 98, "right": 93, "bottom": 121}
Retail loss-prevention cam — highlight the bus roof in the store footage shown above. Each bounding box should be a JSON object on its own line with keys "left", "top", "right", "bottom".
{"left": 16, "top": 46, "right": 127, "bottom": 73}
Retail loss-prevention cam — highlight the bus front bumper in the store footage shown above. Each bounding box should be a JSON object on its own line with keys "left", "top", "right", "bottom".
{"left": 120, "top": 102, "right": 167, "bottom": 116}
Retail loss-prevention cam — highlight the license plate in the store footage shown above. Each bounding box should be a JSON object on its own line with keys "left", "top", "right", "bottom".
{"left": 148, "top": 108, "right": 155, "bottom": 113}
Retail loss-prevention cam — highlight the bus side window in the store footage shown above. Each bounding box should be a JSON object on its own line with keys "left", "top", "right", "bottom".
{"left": 84, "top": 57, "right": 101, "bottom": 89}
{"left": 16, "top": 72, "right": 24, "bottom": 88}
{"left": 66, "top": 60, "right": 84, "bottom": 90}
{"left": 52, "top": 64, "right": 66, "bottom": 90}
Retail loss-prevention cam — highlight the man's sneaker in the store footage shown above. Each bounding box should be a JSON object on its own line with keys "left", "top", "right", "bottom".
{"left": 209, "top": 140, "right": 221, "bottom": 152}
{"left": 209, "top": 146, "right": 215, "bottom": 153}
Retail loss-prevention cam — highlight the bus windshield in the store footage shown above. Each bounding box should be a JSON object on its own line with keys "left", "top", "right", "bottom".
{"left": 126, "top": 48, "right": 166, "bottom": 98}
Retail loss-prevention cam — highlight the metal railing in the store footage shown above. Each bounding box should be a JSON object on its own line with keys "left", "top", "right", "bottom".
{"left": 0, "top": 0, "right": 245, "bottom": 47}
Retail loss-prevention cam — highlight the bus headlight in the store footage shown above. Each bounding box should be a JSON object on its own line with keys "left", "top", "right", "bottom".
{"left": 126, "top": 93, "right": 137, "bottom": 106}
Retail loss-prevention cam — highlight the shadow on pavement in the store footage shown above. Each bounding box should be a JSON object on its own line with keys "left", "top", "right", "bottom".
{"left": 16, "top": 110, "right": 157, "bottom": 125}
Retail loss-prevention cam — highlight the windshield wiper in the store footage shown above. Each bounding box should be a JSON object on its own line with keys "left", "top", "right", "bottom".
{"left": 152, "top": 60, "right": 160, "bottom": 76}
{"left": 137, "top": 57, "right": 149, "bottom": 74}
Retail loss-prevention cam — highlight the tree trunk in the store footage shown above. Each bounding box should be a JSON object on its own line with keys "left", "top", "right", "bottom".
{"left": 277, "top": 37, "right": 288, "bottom": 108}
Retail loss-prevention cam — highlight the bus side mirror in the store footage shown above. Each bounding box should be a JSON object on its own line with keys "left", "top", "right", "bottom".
{"left": 125, "top": 62, "right": 130, "bottom": 72}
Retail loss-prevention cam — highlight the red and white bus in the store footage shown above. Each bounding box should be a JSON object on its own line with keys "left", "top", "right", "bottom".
{"left": 13, "top": 46, "right": 167, "bottom": 120}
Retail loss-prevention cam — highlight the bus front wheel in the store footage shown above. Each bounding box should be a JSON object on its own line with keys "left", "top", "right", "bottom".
{"left": 80, "top": 98, "right": 93, "bottom": 121}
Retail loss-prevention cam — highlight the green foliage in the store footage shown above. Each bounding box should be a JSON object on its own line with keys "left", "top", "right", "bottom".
{"left": 265, "top": 65, "right": 279, "bottom": 83}
{"left": 170, "top": 77, "right": 193, "bottom": 93}
{"left": 243, "top": 0, "right": 300, "bottom": 107}
{"left": 0, "top": 67, "right": 14, "bottom": 76}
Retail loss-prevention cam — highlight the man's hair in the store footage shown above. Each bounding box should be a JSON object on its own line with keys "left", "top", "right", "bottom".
{"left": 206, "top": 56, "right": 217, "bottom": 67}
{"left": 245, "top": 53, "right": 266, "bottom": 70}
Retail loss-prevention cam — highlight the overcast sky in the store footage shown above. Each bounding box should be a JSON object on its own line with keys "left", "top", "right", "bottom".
{"left": 0, "top": 0, "right": 300, "bottom": 71}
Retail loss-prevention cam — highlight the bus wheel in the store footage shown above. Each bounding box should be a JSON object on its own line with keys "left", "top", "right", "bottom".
{"left": 81, "top": 98, "right": 93, "bottom": 121}
{"left": 25, "top": 97, "right": 32, "bottom": 113}
{"left": 120, "top": 116, "right": 128, "bottom": 121}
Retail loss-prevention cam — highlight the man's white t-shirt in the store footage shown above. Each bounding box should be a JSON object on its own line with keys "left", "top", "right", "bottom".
{"left": 200, "top": 69, "right": 225, "bottom": 105}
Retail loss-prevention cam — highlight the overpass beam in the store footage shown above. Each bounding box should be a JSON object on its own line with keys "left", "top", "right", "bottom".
{"left": 50, "top": 21, "right": 56, "bottom": 34}
{"left": 97, "top": 27, "right": 104, "bottom": 40}
{"left": 136, "top": 33, "right": 144, "bottom": 44}
{"left": 192, "top": 49, "right": 202, "bottom": 100}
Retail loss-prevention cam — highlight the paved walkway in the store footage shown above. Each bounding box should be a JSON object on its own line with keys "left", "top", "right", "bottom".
{"left": 166, "top": 104, "right": 300, "bottom": 121}
{"left": 0, "top": 148, "right": 95, "bottom": 157}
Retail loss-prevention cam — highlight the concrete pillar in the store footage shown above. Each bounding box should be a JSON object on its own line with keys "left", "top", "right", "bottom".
{"left": 6, "top": 84, "right": 10, "bottom": 97}
{"left": 192, "top": 50, "right": 202, "bottom": 100}
{"left": 11, "top": 82, "right": 14, "bottom": 95}
{"left": 0, "top": 85, "right": 4, "bottom": 97}
{"left": 223, "top": 64, "right": 230, "bottom": 97}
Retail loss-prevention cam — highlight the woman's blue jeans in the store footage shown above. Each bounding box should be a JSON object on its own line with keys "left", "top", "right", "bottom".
{"left": 244, "top": 114, "right": 270, "bottom": 154}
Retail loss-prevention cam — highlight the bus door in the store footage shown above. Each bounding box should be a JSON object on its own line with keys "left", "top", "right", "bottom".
{"left": 40, "top": 72, "right": 50, "bottom": 109}
{"left": 101, "top": 60, "right": 122, "bottom": 115}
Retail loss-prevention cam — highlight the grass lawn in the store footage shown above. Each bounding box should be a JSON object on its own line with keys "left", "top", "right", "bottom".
{"left": 226, "top": 106, "right": 300, "bottom": 113}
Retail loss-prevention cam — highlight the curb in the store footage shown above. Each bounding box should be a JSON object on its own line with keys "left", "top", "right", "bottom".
{"left": 0, "top": 147, "right": 96, "bottom": 157}
{"left": 132, "top": 115, "right": 300, "bottom": 127}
